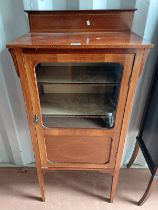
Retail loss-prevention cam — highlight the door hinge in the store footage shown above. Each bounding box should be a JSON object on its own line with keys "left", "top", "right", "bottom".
{"left": 33, "top": 114, "right": 39, "bottom": 125}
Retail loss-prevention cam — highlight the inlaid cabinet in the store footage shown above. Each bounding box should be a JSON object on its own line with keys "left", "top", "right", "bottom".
{"left": 7, "top": 9, "right": 153, "bottom": 202}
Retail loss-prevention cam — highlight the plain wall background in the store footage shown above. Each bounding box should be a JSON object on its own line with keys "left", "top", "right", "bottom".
{"left": 0, "top": 0, "right": 158, "bottom": 166}
{"left": 0, "top": 0, "right": 34, "bottom": 165}
{"left": 122, "top": 0, "right": 158, "bottom": 166}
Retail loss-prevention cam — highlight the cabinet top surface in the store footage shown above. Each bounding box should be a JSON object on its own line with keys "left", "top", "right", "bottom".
{"left": 7, "top": 32, "right": 153, "bottom": 49}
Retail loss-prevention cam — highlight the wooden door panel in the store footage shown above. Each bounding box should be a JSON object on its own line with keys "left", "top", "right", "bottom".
{"left": 23, "top": 53, "right": 134, "bottom": 167}
{"left": 45, "top": 135, "right": 112, "bottom": 164}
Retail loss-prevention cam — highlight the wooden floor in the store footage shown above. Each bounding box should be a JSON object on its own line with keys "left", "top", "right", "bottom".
{"left": 0, "top": 168, "right": 157, "bottom": 210}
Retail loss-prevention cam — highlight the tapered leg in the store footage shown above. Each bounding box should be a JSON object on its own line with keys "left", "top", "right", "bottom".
{"left": 37, "top": 168, "right": 45, "bottom": 202}
{"left": 127, "top": 141, "right": 139, "bottom": 168}
{"left": 138, "top": 175, "right": 157, "bottom": 206}
{"left": 110, "top": 171, "right": 119, "bottom": 203}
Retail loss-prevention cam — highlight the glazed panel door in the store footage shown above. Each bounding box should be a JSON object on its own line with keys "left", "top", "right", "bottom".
{"left": 23, "top": 52, "right": 134, "bottom": 168}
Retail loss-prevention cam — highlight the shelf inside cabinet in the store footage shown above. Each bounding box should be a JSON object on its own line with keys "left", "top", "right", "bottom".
{"left": 42, "top": 116, "right": 111, "bottom": 129}
{"left": 40, "top": 93, "right": 115, "bottom": 116}
{"left": 36, "top": 63, "right": 122, "bottom": 84}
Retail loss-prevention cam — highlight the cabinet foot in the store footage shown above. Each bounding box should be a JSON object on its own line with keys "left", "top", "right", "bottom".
{"left": 37, "top": 169, "right": 45, "bottom": 202}
{"left": 127, "top": 141, "right": 139, "bottom": 168}
{"left": 110, "top": 171, "right": 119, "bottom": 203}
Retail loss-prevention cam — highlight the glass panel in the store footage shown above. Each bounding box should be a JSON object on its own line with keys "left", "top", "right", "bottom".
{"left": 35, "top": 62, "right": 122, "bottom": 129}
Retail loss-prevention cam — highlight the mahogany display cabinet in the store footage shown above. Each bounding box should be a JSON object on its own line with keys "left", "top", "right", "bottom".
{"left": 7, "top": 9, "right": 153, "bottom": 202}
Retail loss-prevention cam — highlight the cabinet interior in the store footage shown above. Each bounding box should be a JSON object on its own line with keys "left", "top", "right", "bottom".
{"left": 35, "top": 62, "right": 122, "bottom": 128}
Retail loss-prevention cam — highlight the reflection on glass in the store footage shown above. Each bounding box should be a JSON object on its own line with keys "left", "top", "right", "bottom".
{"left": 36, "top": 62, "right": 122, "bottom": 128}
